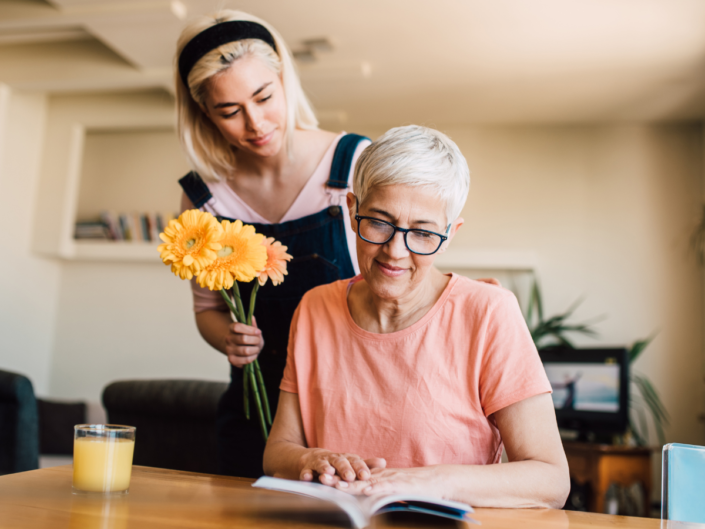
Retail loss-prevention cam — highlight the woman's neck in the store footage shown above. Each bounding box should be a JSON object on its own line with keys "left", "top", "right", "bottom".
{"left": 233, "top": 137, "right": 292, "bottom": 181}
{"left": 349, "top": 268, "right": 450, "bottom": 334}
{"left": 224, "top": 129, "right": 338, "bottom": 224}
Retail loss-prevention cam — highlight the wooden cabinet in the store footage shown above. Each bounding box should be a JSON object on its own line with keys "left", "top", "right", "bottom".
{"left": 563, "top": 442, "right": 652, "bottom": 516}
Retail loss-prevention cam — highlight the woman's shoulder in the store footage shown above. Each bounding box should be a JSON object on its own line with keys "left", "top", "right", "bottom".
{"left": 299, "top": 277, "right": 352, "bottom": 312}
{"left": 449, "top": 274, "right": 520, "bottom": 311}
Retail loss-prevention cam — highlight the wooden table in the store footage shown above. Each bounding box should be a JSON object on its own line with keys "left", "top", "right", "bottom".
{"left": 0, "top": 465, "right": 698, "bottom": 529}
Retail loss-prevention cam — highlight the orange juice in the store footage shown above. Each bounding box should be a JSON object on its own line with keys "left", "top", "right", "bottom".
{"left": 73, "top": 437, "right": 135, "bottom": 492}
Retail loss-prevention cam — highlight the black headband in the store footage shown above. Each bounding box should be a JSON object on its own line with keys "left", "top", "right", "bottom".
{"left": 178, "top": 20, "right": 277, "bottom": 88}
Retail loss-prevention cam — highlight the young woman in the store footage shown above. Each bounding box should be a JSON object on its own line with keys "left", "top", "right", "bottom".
{"left": 175, "top": 10, "right": 370, "bottom": 478}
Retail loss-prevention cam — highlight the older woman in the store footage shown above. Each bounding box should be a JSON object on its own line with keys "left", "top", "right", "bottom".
{"left": 263, "top": 125, "right": 570, "bottom": 508}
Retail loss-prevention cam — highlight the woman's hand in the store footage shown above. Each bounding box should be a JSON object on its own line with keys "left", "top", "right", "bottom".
{"left": 477, "top": 277, "right": 501, "bottom": 287}
{"left": 300, "top": 449, "right": 387, "bottom": 486}
{"left": 224, "top": 316, "right": 264, "bottom": 368}
{"left": 335, "top": 466, "right": 443, "bottom": 496}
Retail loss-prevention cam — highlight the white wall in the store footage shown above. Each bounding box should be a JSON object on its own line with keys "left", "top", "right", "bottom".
{"left": 48, "top": 260, "right": 230, "bottom": 401}
{"left": 0, "top": 85, "right": 61, "bottom": 396}
{"left": 42, "top": 92, "right": 230, "bottom": 401}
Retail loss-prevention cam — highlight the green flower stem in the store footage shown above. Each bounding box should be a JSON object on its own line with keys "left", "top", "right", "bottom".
{"left": 223, "top": 283, "right": 270, "bottom": 441}
{"left": 231, "top": 282, "right": 247, "bottom": 324}
{"left": 249, "top": 366, "right": 268, "bottom": 441}
{"left": 247, "top": 283, "right": 272, "bottom": 427}
{"left": 253, "top": 360, "right": 272, "bottom": 426}
{"left": 247, "top": 283, "right": 259, "bottom": 326}
{"left": 219, "top": 289, "right": 241, "bottom": 322}
{"left": 243, "top": 364, "right": 251, "bottom": 420}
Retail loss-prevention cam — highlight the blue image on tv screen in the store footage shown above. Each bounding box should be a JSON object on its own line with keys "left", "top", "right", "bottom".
{"left": 544, "top": 363, "right": 620, "bottom": 412}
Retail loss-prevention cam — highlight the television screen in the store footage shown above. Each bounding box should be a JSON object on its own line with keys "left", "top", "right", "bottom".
{"left": 544, "top": 363, "right": 620, "bottom": 412}
{"left": 539, "top": 348, "right": 629, "bottom": 436}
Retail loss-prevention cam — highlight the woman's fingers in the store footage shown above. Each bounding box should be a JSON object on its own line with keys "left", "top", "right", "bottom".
{"left": 227, "top": 352, "right": 259, "bottom": 367}
{"left": 363, "top": 457, "right": 387, "bottom": 471}
{"left": 231, "top": 333, "right": 262, "bottom": 346}
{"left": 301, "top": 452, "right": 379, "bottom": 487}
{"left": 350, "top": 458, "right": 371, "bottom": 480}
{"left": 229, "top": 322, "right": 262, "bottom": 338}
{"left": 224, "top": 321, "right": 264, "bottom": 366}
{"left": 312, "top": 458, "right": 335, "bottom": 477}
{"left": 330, "top": 455, "right": 357, "bottom": 482}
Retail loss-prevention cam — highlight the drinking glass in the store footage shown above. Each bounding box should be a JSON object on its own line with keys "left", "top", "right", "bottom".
{"left": 72, "top": 424, "right": 136, "bottom": 495}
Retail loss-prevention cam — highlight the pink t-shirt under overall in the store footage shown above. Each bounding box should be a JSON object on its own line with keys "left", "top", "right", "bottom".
{"left": 185, "top": 133, "right": 369, "bottom": 313}
{"left": 280, "top": 273, "right": 551, "bottom": 469}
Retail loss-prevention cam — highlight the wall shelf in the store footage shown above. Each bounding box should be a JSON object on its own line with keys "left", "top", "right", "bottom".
{"left": 63, "top": 240, "right": 161, "bottom": 262}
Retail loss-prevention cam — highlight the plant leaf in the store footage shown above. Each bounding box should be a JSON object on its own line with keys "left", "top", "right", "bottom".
{"left": 636, "top": 375, "right": 670, "bottom": 425}
{"left": 632, "top": 374, "right": 669, "bottom": 446}
{"left": 631, "top": 405, "right": 648, "bottom": 446}
{"left": 534, "top": 280, "right": 544, "bottom": 322}
{"left": 629, "top": 333, "right": 657, "bottom": 363}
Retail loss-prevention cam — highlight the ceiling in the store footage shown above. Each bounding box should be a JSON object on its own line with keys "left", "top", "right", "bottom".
{"left": 1, "top": 0, "right": 705, "bottom": 125}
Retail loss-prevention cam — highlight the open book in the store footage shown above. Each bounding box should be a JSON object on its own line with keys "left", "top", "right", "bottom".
{"left": 253, "top": 476, "right": 477, "bottom": 528}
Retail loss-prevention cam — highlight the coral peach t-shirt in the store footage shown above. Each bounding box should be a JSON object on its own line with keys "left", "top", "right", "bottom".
{"left": 280, "top": 273, "right": 552, "bottom": 469}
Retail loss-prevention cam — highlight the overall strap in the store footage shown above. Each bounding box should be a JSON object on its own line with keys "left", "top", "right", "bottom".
{"left": 178, "top": 171, "right": 212, "bottom": 209}
{"left": 326, "top": 133, "right": 370, "bottom": 189}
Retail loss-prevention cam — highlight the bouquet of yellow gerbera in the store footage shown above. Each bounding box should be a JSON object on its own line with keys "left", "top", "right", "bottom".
{"left": 157, "top": 209, "right": 292, "bottom": 440}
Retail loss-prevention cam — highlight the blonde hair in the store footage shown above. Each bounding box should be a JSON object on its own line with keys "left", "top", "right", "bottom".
{"left": 353, "top": 125, "right": 470, "bottom": 223}
{"left": 175, "top": 10, "right": 318, "bottom": 182}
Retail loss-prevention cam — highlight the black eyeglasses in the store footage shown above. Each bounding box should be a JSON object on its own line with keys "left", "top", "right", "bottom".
{"left": 354, "top": 202, "right": 449, "bottom": 256}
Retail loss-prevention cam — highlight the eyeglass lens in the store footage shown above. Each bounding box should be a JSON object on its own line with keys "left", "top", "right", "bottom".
{"left": 359, "top": 218, "right": 442, "bottom": 254}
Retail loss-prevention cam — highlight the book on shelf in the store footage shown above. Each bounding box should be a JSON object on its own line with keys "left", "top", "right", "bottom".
{"left": 74, "top": 211, "right": 178, "bottom": 243}
{"left": 252, "top": 476, "right": 476, "bottom": 529}
{"left": 74, "top": 221, "right": 110, "bottom": 240}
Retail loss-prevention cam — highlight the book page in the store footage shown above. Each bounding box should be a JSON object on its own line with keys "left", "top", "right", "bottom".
{"left": 253, "top": 477, "right": 476, "bottom": 527}
{"left": 252, "top": 477, "right": 368, "bottom": 528}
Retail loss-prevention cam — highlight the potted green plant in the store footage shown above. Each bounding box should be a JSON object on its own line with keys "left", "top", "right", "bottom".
{"left": 524, "top": 281, "right": 669, "bottom": 446}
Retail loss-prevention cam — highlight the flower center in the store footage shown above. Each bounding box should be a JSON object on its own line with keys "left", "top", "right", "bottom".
{"left": 185, "top": 238, "right": 196, "bottom": 249}
{"left": 217, "top": 246, "right": 234, "bottom": 258}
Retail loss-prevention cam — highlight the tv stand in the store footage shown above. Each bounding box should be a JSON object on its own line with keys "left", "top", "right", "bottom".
{"left": 563, "top": 441, "right": 652, "bottom": 516}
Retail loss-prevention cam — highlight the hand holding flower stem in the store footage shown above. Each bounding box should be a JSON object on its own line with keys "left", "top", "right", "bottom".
{"left": 159, "top": 211, "right": 291, "bottom": 443}
{"left": 220, "top": 285, "right": 270, "bottom": 441}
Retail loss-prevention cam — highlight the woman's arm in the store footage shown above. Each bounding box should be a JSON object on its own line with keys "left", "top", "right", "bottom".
{"left": 264, "top": 391, "right": 386, "bottom": 484}
{"left": 180, "top": 192, "right": 265, "bottom": 367}
{"left": 338, "top": 393, "right": 570, "bottom": 509}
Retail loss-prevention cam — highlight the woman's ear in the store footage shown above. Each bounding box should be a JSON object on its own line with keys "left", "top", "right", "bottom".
{"left": 449, "top": 217, "right": 464, "bottom": 240}
{"left": 437, "top": 217, "right": 463, "bottom": 254}
{"left": 346, "top": 192, "right": 358, "bottom": 233}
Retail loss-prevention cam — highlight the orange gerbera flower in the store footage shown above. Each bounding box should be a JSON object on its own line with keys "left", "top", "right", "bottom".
{"left": 157, "top": 210, "right": 223, "bottom": 280}
{"left": 198, "top": 219, "right": 268, "bottom": 291}
{"left": 258, "top": 237, "right": 293, "bottom": 287}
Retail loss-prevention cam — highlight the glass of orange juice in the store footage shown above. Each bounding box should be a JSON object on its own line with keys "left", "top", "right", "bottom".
{"left": 73, "top": 425, "right": 136, "bottom": 495}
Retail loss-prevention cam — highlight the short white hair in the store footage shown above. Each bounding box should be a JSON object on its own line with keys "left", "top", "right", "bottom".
{"left": 353, "top": 125, "right": 470, "bottom": 223}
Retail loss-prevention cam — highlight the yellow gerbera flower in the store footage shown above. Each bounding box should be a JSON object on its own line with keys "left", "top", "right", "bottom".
{"left": 197, "top": 219, "right": 268, "bottom": 291}
{"left": 258, "top": 237, "right": 293, "bottom": 287}
{"left": 157, "top": 210, "right": 223, "bottom": 280}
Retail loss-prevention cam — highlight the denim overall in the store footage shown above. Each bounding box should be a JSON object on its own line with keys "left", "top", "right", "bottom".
{"left": 179, "top": 134, "right": 368, "bottom": 477}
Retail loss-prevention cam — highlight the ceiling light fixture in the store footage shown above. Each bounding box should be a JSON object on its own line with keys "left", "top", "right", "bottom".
{"left": 293, "top": 36, "right": 335, "bottom": 64}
